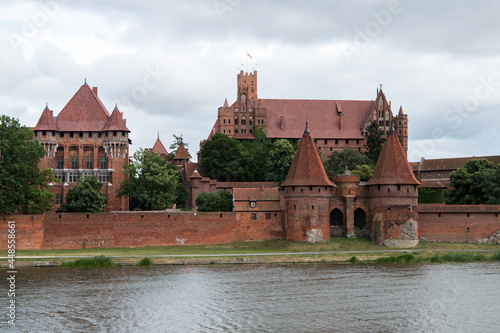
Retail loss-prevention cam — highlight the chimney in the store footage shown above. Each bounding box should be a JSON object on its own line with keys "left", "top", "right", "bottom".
{"left": 280, "top": 115, "right": 285, "bottom": 131}
{"left": 92, "top": 87, "right": 98, "bottom": 96}
{"left": 339, "top": 112, "right": 344, "bottom": 132}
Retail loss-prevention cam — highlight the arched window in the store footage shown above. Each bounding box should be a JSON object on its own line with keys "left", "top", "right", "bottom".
{"left": 354, "top": 208, "right": 366, "bottom": 229}
{"left": 241, "top": 116, "right": 247, "bottom": 125}
{"left": 330, "top": 209, "right": 343, "bottom": 227}
{"left": 234, "top": 116, "right": 238, "bottom": 125}
{"left": 249, "top": 116, "right": 253, "bottom": 126}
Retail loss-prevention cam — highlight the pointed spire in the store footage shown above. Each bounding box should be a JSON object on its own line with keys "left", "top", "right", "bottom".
{"left": 33, "top": 105, "right": 59, "bottom": 131}
{"left": 223, "top": 98, "right": 229, "bottom": 108}
{"left": 102, "top": 106, "right": 130, "bottom": 132}
{"left": 84, "top": 78, "right": 88, "bottom": 86}
{"left": 151, "top": 136, "right": 168, "bottom": 156}
{"left": 366, "top": 131, "right": 419, "bottom": 185}
{"left": 174, "top": 142, "right": 190, "bottom": 161}
{"left": 398, "top": 105, "right": 404, "bottom": 116}
{"left": 113, "top": 103, "right": 119, "bottom": 111}
{"left": 281, "top": 124, "right": 333, "bottom": 187}
{"left": 304, "top": 122, "right": 310, "bottom": 133}
{"left": 45, "top": 103, "right": 49, "bottom": 110}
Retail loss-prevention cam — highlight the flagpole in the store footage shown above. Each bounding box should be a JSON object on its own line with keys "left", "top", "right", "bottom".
{"left": 246, "top": 52, "right": 248, "bottom": 73}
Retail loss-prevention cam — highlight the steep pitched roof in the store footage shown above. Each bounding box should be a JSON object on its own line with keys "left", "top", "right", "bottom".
{"left": 367, "top": 131, "right": 419, "bottom": 185}
{"left": 33, "top": 105, "right": 58, "bottom": 131}
{"left": 260, "top": 99, "right": 373, "bottom": 139}
{"left": 281, "top": 124, "right": 334, "bottom": 187}
{"left": 419, "top": 156, "right": 500, "bottom": 171}
{"left": 102, "top": 105, "right": 130, "bottom": 132}
{"left": 174, "top": 142, "right": 189, "bottom": 160}
{"left": 56, "top": 83, "right": 111, "bottom": 132}
{"left": 151, "top": 137, "right": 168, "bottom": 156}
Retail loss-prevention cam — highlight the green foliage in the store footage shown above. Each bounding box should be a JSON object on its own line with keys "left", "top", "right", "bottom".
{"left": 117, "top": 149, "right": 185, "bottom": 210}
{"left": 136, "top": 257, "right": 153, "bottom": 266}
{"left": 347, "top": 256, "right": 359, "bottom": 263}
{"left": 418, "top": 188, "right": 444, "bottom": 203}
{"left": 491, "top": 252, "right": 500, "bottom": 260}
{"left": 170, "top": 134, "right": 191, "bottom": 159}
{"left": 0, "top": 115, "right": 56, "bottom": 215}
{"left": 239, "top": 128, "right": 273, "bottom": 181}
{"left": 59, "top": 176, "right": 105, "bottom": 213}
{"left": 200, "top": 133, "right": 250, "bottom": 182}
{"left": 351, "top": 164, "right": 373, "bottom": 182}
{"left": 482, "top": 167, "right": 500, "bottom": 204}
{"left": 61, "top": 255, "right": 115, "bottom": 268}
{"left": 446, "top": 159, "right": 496, "bottom": 204}
{"left": 364, "top": 121, "right": 385, "bottom": 165}
{"left": 264, "top": 139, "right": 296, "bottom": 184}
{"left": 376, "top": 253, "right": 421, "bottom": 263}
{"left": 195, "top": 190, "right": 233, "bottom": 212}
{"left": 323, "top": 148, "right": 371, "bottom": 180}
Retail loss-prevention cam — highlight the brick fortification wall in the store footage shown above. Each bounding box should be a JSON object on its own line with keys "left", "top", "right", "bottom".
{"left": 418, "top": 204, "right": 500, "bottom": 244}
{"left": 1, "top": 211, "right": 283, "bottom": 250}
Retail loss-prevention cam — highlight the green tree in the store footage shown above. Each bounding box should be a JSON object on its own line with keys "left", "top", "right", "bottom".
{"left": 240, "top": 128, "right": 272, "bottom": 181}
{"left": 169, "top": 134, "right": 191, "bottom": 159}
{"left": 200, "top": 133, "right": 250, "bottom": 182}
{"left": 351, "top": 164, "right": 373, "bottom": 182}
{"left": 446, "top": 159, "right": 495, "bottom": 204}
{"left": 60, "top": 176, "right": 105, "bottom": 212}
{"left": 323, "top": 149, "right": 370, "bottom": 181}
{"left": 482, "top": 167, "right": 500, "bottom": 204}
{"left": 0, "top": 115, "right": 56, "bottom": 215}
{"left": 195, "top": 190, "right": 233, "bottom": 212}
{"left": 117, "top": 149, "right": 184, "bottom": 210}
{"left": 365, "top": 121, "right": 385, "bottom": 165}
{"left": 264, "top": 139, "right": 296, "bottom": 184}
{"left": 418, "top": 188, "right": 444, "bottom": 204}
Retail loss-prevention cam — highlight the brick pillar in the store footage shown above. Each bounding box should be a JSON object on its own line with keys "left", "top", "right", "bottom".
{"left": 345, "top": 196, "right": 355, "bottom": 238}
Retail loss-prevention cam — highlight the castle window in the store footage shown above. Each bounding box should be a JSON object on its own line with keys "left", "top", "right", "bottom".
{"left": 241, "top": 117, "right": 246, "bottom": 125}
{"left": 57, "top": 157, "right": 64, "bottom": 169}
{"left": 235, "top": 129, "right": 238, "bottom": 134}
{"left": 397, "top": 185, "right": 401, "bottom": 191}
{"left": 309, "top": 186, "right": 312, "bottom": 191}
{"left": 86, "top": 158, "right": 93, "bottom": 169}
{"left": 250, "top": 201, "right": 256, "bottom": 208}
{"left": 229, "top": 119, "right": 231, "bottom": 124}
{"left": 385, "top": 120, "right": 389, "bottom": 127}
{"left": 98, "top": 170, "right": 110, "bottom": 183}
{"left": 113, "top": 131, "right": 117, "bottom": 136}
{"left": 69, "top": 171, "right": 80, "bottom": 183}
{"left": 54, "top": 170, "right": 64, "bottom": 182}
{"left": 346, "top": 139, "right": 349, "bottom": 144}
{"left": 224, "top": 130, "right": 226, "bottom": 133}
{"left": 294, "top": 205, "right": 296, "bottom": 210}
{"left": 249, "top": 129, "right": 253, "bottom": 134}
{"left": 251, "top": 213, "right": 257, "bottom": 220}
{"left": 98, "top": 132, "right": 102, "bottom": 137}
{"left": 229, "top": 130, "right": 231, "bottom": 134}
{"left": 399, "top": 121, "right": 402, "bottom": 126}
{"left": 266, "top": 213, "right": 271, "bottom": 219}
{"left": 399, "top": 129, "right": 402, "bottom": 134}
{"left": 71, "top": 157, "right": 78, "bottom": 169}
{"left": 312, "top": 205, "right": 315, "bottom": 209}
{"left": 438, "top": 213, "right": 441, "bottom": 217}
{"left": 252, "top": 88, "right": 254, "bottom": 93}
{"left": 223, "top": 119, "right": 226, "bottom": 124}
{"left": 70, "top": 132, "right": 73, "bottom": 138}
{"left": 335, "top": 139, "right": 338, "bottom": 144}
{"left": 249, "top": 117, "right": 253, "bottom": 125}
{"left": 55, "top": 195, "right": 63, "bottom": 205}
{"left": 100, "top": 157, "right": 107, "bottom": 169}
{"left": 356, "top": 139, "right": 360, "bottom": 145}
{"left": 301, "top": 188, "right": 303, "bottom": 193}
{"left": 324, "top": 139, "right": 327, "bottom": 144}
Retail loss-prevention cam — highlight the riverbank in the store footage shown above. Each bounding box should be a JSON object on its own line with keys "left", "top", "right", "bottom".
{"left": 2, "top": 238, "right": 499, "bottom": 267}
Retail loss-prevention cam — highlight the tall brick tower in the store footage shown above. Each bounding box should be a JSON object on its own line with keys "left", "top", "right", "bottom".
{"left": 281, "top": 123, "right": 334, "bottom": 243}
{"left": 366, "top": 130, "right": 419, "bottom": 247}
{"left": 393, "top": 106, "right": 409, "bottom": 156}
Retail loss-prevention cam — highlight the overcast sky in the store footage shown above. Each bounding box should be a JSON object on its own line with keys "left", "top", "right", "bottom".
{"left": 1, "top": 0, "right": 499, "bottom": 162}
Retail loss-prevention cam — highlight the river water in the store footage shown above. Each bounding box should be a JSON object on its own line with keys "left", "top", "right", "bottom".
{"left": 2, "top": 262, "right": 500, "bottom": 332}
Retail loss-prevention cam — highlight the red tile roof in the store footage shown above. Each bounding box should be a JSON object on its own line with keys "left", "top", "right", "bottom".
{"left": 259, "top": 99, "right": 373, "bottom": 139}
{"left": 150, "top": 137, "right": 168, "bottom": 156}
{"left": 56, "top": 83, "right": 111, "bottom": 132}
{"left": 102, "top": 106, "right": 130, "bottom": 132}
{"left": 174, "top": 142, "right": 189, "bottom": 160}
{"left": 33, "top": 105, "right": 58, "bottom": 131}
{"left": 367, "top": 131, "right": 420, "bottom": 185}
{"left": 233, "top": 187, "right": 280, "bottom": 201}
{"left": 419, "top": 156, "right": 500, "bottom": 171}
{"left": 281, "top": 124, "right": 334, "bottom": 187}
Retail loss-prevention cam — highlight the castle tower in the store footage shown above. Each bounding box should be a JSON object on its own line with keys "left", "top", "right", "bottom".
{"left": 173, "top": 141, "right": 190, "bottom": 180}
{"left": 33, "top": 104, "right": 59, "bottom": 170}
{"left": 394, "top": 106, "right": 409, "bottom": 156}
{"left": 281, "top": 123, "right": 334, "bottom": 243}
{"left": 366, "top": 130, "right": 419, "bottom": 247}
{"left": 237, "top": 70, "right": 257, "bottom": 100}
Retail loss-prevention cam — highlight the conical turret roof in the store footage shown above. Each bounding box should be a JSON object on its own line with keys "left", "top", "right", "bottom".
{"left": 102, "top": 105, "right": 130, "bottom": 132}
{"left": 366, "top": 131, "right": 419, "bottom": 185}
{"left": 174, "top": 142, "right": 189, "bottom": 160}
{"left": 281, "top": 124, "right": 333, "bottom": 187}
{"left": 151, "top": 137, "right": 168, "bottom": 156}
{"left": 33, "top": 105, "right": 58, "bottom": 131}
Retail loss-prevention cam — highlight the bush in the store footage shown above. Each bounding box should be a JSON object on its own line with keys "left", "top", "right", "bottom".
{"left": 347, "top": 256, "right": 359, "bottom": 263}
{"left": 196, "top": 190, "right": 233, "bottom": 212}
{"left": 61, "top": 255, "right": 114, "bottom": 268}
{"left": 491, "top": 251, "right": 500, "bottom": 260}
{"left": 376, "top": 254, "right": 421, "bottom": 263}
{"left": 137, "top": 258, "right": 153, "bottom": 267}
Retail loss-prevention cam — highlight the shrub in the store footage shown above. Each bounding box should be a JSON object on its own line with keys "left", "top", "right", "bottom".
{"left": 61, "top": 255, "right": 114, "bottom": 268}
{"left": 347, "top": 256, "right": 359, "bottom": 263}
{"left": 137, "top": 258, "right": 153, "bottom": 267}
{"left": 491, "top": 251, "right": 500, "bottom": 260}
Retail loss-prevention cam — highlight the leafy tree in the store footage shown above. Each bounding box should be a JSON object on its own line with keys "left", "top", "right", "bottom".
{"left": 240, "top": 128, "right": 272, "bottom": 181}
{"left": 264, "top": 139, "right": 296, "bottom": 184}
{"left": 117, "top": 149, "right": 184, "bottom": 210}
{"left": 418, "top": 188, "right": 444, "bottom": 204}
{"left": 365, "top": 121, "right": 385, "bottom": 165}
{"left": 323, "top": 149, "right": 370, "bottom": 181}
{"left": 0, "top": 115, "right": 56, "bottom": 215}
{"left": 351, "top": 164, "right": 373, "bottom": 182}
{"left": 195, "top": 190, "right": 233, "bottom": 212}
{"left": 200, "top": 133, "right": 250, "bottom": 182}
{"left": 482, "top": 167, "right": 500, "bottom": 204}
{"left": 170, "top": 134, "right": 191, "bottom": 159}
{"left": 60, "top": 176, "right": 105, "bottom": 212}
{"left": 446, "top": 159, "right": 495, "bottom": 204}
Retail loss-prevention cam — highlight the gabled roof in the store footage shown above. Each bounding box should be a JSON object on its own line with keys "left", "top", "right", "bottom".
{"left": 33, "top": 105, "right": 58, "bottom": 131}
{"left": 260, "top": 99, "right": 373, "bottom": 139}
{"left": 418, "top": 156, "right": 500, "bottom": 171}
{"left": 56, "top": 83, "right": 111, "bottom": 132}
{"left": 281, "top": 124, "right": 334, "bottom": 187}
{"left": 151, "top": 137, "right": 168, "bottom": 156}
{"left": 174, "top": 142, "right": 189, "bottom": 160}
{"left": 102, "top": 105, "right": 130, "bottom": 132}
{"left": 367, "top": 131, "right": 419, "bottom": 185}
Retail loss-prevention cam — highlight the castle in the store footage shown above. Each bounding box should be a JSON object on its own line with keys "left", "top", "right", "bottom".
{"left": 209, "top": 70, "right": 409, "bottom": 160}
{"left": 22, "top": 72, "right": 500, "bottom": 250}
{"left": 32, "top": 81, "right": 130, "bottom": 212}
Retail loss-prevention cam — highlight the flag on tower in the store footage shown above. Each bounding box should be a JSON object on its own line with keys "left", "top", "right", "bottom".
{"left": 247, "top": 52, "right": 252, "bottom": 59}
